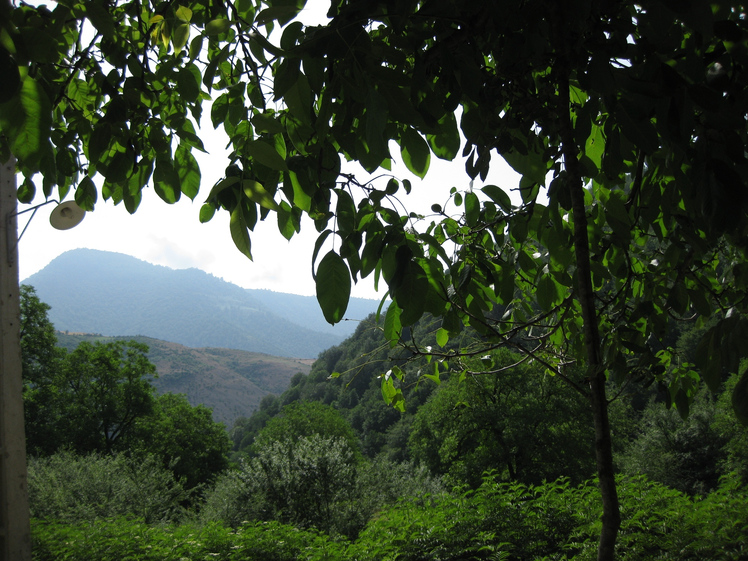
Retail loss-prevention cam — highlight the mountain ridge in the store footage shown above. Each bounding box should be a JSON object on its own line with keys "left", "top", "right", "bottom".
{"left": 24, "top": 248, "right": 379, "bottom": 359}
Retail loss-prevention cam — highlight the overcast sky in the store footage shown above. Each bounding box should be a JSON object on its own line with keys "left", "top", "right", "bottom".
{"left": 16, "top": 1, "right": 520, "bottom": 301}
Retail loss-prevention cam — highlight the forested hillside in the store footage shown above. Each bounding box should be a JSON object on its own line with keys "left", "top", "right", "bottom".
{"left": 26, "top": 294, "right": 748, "bottom": 559}
{"left": 55, "top": 332, "right": 311, "bottom": 425}
{"left": 24, "top": 249, "right": 379, "bottom": 358}
{"left": 229, "top": 312, "right": 748, "bottom": 495}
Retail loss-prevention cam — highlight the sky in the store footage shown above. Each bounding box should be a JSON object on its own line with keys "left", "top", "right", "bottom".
{"left": 16, "top": 1, "right": 520, "bottom": 301}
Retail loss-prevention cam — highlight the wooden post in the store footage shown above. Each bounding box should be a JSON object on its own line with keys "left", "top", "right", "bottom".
{"left": 0, "top": 156, "right": 31, "bottom": 560}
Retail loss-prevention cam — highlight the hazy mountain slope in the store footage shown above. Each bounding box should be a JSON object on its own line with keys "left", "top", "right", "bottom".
{"left": 24, "top": 249, "right": 378, "bottom": 358}
{"left": 56, "top": 333, "right": 312, "bottom": 425}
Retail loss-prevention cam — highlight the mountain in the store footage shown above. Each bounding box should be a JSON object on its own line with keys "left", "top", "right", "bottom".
{"left": 23, "top": 249, "right": 379, "bottom": 359}
{"left": 55, "top": 332, "right": 312, "bottom": 425}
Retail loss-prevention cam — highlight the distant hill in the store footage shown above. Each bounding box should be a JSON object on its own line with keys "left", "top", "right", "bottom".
{"left": 24, "top": 249, "right": 379, "bottom": 359}
{"left": 55, "top": 332, "right": 312, "bottom": 426}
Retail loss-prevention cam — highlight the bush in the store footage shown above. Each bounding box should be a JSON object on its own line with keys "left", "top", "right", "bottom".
{"left": 201, "top": 443, "right": 444, "bottom": 539}
{"left": 201, "top": 435, "right": 358, "bottom": 535}
{"left": 31, "top": 472, "right": 748, "bottom": 561}
{"left": 617, "top": 393, "right": 727, "bottom": 496}
{"left": 28, "top": 450, "right": 188, "bottom": 524}
{"left": 32, "top": 519, "right": 348, "bottom": 561}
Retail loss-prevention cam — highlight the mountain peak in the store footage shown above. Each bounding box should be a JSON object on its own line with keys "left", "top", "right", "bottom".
{"left": 24, "top": 249, "right": 377, "bottom": 358}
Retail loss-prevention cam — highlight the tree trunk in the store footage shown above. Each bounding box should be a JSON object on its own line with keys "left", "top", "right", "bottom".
{"left": 558, "top": 78, "right": 622, "bottom": 561}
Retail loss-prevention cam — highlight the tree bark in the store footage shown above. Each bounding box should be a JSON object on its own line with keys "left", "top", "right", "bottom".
{"left": 558, "top": 79, "right": 621, "bottom": 561}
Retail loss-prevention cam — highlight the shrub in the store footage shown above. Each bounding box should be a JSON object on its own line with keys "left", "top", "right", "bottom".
{"left": 32, "top": 518, "right": 348, "bottom": 561}
{"left": 28, "top": 450, "right": 188, "bottom": 524}
{"left": 201, "top": 435, "right": 358, "bottom": 535}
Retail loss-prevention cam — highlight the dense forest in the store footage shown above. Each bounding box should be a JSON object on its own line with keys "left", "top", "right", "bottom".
{"left": 23, "top": 286, "right": 748, "bottom": 560}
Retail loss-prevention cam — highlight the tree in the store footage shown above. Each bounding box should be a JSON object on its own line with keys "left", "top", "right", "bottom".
{"left": 409, "top": 350, "right": 597, "bottom": 488}
{"left": 19, "top": 285, "right": 59, "bottom": 383}
{"left": 20, "top": 285, "right": 66, "bottom": 455}
{"left": 251, "top": 400, "right": 361, "bottom": 457}
{"left": 5, "top": 1, "right": 748, "bottom": 558}
{"left": 27, "top": 340, "right": 156, "bottom": 455}
{"left": 127, "top": 392, "right": 231, "bottom": 490}
{"left": 618, "top": 391, "right": 728, "bottom": 496}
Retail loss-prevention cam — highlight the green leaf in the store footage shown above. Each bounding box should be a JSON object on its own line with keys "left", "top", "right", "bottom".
{"left": 400, "top": 128, "right": 430, "bottom": 178}
{"left": 383, "top": 300, "right": 402, "bottom": 347}
{"left": 481, "top": 185, "right": 512, "bottom": 212}
{"left": 230, "top": 204, "right": 252, "bottom": 259}
{"left": 17, "top": 177, "right": 35, "bottom": 204}
{"left": 276, "top": 200, "right": 300, "bottom": 240}
{"left": 199, "top": 203, "right": 215, "bottom": 223}
{"left": 205, "top": 19, "right": 231, "bottom": 36}
{"left": 74, "top": 176, "right": 97, "bottom": 211}
{"left": 252, "top": 112, "right": 284, "bottom": 134}
{"left": 284, "top": 171, "right": 312, "bottom": 211}
{"left": 0, "top": 76, "right": 52, "bottom": 172}
{"left": 424, "top": 361, "right": 441, "bottom": 385}
{"left": 188, "top": 36, "right": 203, "bottom": 61}
{"left": 154, "top": 157, "right": 181, "bottom": 203}
{"left": 85, "top": 0, "right": 115, "bottom": 39}
{"left": 392, "top": 263, "right": 429, "bottom": 326}
{"left": 502, "top": 142, "right": 548, "bottom": 186}
{"left": 175, "top": 5, "right": 193, "bottom": 22}
{"left": 465, "top": 191, "right": 480, "bottom": 227}
{"left": 436, "top": 327, "right": 449, "bottom": 347}
{"left": 177, "top": 66, "right": 200, "bottom": 102}
{"left": 243, "top": 179, "right": 278, "bottom": 210}
{"left": 335, "top": 189, "right": 356, "bottom": 234}
{"left": 172, "top": 23, "right": 190, "bottom": 51}
{"left": 246, "top": 139, "right": 288, "bottom": 171}
{"left": 175, "top": 144, "right": 200, "bottom": 200}
{"left": 427, "top": 112, "right": 460, "bottom": 160}
{"left": 537, "top": 275, "right": 563, "bottom": 311}
{"left": 315, "top": 251, "right": 351, "bottom": 325}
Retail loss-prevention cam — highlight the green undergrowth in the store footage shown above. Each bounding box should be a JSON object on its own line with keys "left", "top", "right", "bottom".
{"left": 32, "top": 473, "right": 747, "bottom": 561}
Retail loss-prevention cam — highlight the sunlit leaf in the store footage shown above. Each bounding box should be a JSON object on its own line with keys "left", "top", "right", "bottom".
{"left": 383, "top": 299, "right": 402, "bottom": 347}
{"left": 243, "top": 179, "right": 278, "bottom": 210}
{"left": 199, "top": 203, "right": 215, "bottom": 223}
{"left": 205, "top": 19, "right": 231, "bottom": 35}
{"left": 175, "top": 144, "right": 200, "bottom": 200}
{"left": 400, "top": 128, "right": 430, "bottom": 178}
{"left": 230, "top": 204, "right": 252, "bottom": 259}
{"left": 172, "top": 23, "right": 191, "bottom": 52}
{"left": 175, "top": 5, "right": 193, "bottom": 22}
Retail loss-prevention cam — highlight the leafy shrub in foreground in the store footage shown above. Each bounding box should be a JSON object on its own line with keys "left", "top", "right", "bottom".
{"left": 554, "top": 473, "right": 748, "bottom": 561}
{"left": 349, "top": 472, "right": 748, "bottom": 561}
{"left": 31, "top": 472, "right": 748, "bottom": 561}
{"left": 348, "top": 476, "right": 584, "bottom": 561}
{"left": 28, "top": 451, "right": 188, "bottom": 524}
{"left": 32, "top": 519, "right": 348, "bottom": 561}
{"left": 201, "top": 435, "right": 358, "bottom": 534}
{"left": 201, "top": 449, "right": 444, "bottom": 538}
